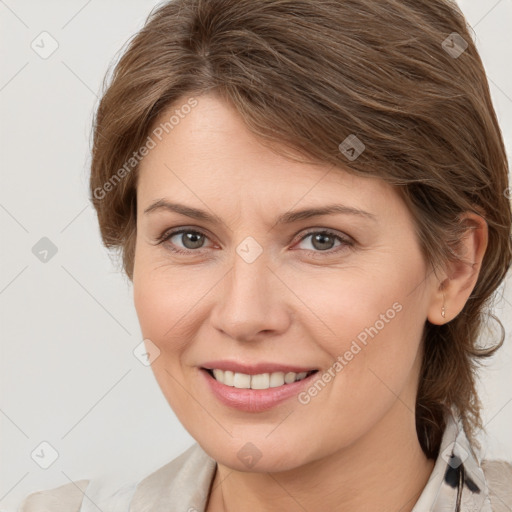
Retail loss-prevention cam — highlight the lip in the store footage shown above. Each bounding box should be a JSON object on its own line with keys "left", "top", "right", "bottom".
{"left": 199, "top": 367, "right": 320, "bottom": 413}
{"left": 200, "top": 360, "right": 318, "bottom": 375}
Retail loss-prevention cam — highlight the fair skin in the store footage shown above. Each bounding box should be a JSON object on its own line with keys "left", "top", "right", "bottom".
{"left": 132, "top": 93, "right": 488, "bottom": 512}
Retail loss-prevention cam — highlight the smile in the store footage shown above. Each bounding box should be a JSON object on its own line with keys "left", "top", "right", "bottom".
{"left": 206, "top": 368, "right": 317, "bottom": 390}
{"left": 200, "top": 367, "right": 321, "bottom": 412}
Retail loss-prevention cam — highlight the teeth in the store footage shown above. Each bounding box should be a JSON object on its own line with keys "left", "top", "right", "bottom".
{"left": 209, "top": 369, "right": 312, "bottom": 389}
{"left": 269, "top": 371, "right": 285, "bottom": 388}
{"left": 223, "top": 370, "right": 234, "bottom": 386}
{"left": 233, "top": 372, "right": 251, "bottom": 388}
{"left": 284, "top": 372, "right": 296, "bottom": 384}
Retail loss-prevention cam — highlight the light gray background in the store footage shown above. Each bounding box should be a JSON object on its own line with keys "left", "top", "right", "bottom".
{"left": 1, "top": 1, "right": 511, "bottom": 510}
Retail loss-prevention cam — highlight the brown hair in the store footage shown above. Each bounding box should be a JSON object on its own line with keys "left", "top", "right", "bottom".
{"left": 89, "top": 0, "right": 511, "bottom": 458}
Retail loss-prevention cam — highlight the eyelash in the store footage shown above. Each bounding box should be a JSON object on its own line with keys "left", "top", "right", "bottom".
{"left": 155, "top": 227, "right": 354, "bottom": 257}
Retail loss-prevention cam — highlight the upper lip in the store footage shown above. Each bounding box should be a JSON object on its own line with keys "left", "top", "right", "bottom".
{"left": 200, "top": 360, "right": 318, "bottom": 375}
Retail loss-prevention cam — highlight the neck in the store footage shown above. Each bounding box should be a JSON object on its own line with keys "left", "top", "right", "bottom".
{"left": 206, "top": 403, "right": 435, "bottom": 512}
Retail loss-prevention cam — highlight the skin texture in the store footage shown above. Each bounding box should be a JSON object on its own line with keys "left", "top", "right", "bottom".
{"left": 133, "top": 93, "right": 488, "bottom": 512}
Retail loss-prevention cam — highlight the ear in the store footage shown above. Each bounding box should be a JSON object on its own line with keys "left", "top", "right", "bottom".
{"left": 427, "top": 212, "right": 488, "bottom": 325}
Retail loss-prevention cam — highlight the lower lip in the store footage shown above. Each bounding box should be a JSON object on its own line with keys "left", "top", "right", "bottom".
{"left": 200, "top": 368, "right": 318, "bottom": 412}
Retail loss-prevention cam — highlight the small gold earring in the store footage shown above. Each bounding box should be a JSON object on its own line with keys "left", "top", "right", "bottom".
{"left": 441, "top": 305, "right": 446, "bottom": 318}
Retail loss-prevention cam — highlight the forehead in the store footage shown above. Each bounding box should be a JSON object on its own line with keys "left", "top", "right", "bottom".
{"left": 136, "top": 93, "right": 399, "bottom": 217}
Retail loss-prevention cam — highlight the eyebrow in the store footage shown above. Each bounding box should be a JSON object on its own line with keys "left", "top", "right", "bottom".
{"left": 143, "top": 199, "right": 376, "bottom": 225}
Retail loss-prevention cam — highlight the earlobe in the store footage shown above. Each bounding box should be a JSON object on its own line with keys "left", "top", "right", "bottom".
{"left": 428, "top": 278, "right": 449, "bottom": 326}
{"left": 427, "top": 212, "right": 489, "bottom": 325}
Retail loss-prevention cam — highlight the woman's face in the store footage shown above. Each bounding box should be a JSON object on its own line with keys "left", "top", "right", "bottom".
{"left": 133, "top": 93, "right": 437, "bottom": 471}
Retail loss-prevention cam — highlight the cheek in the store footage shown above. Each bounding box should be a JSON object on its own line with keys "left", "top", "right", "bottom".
{"left": 277, "top": 262, "right": 414, "bottom": 358}
{"left": 132, "top": 241, "right": 207, "bottom": 349}
{"left": 132, "top": 264, "right": 201, "bottom": 421}
{"left": 133, "top": 272, "right": 191, "bottom": 355}
{"left": 294, "top": 254, "right": 427, "bottom": 403}
{"left": 320, "top": 303, "right": 424, "bottom": 446}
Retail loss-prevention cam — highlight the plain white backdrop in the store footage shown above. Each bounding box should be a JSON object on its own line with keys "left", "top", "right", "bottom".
{"left": 1, "top": 0, "right": 511, "bottom": 510}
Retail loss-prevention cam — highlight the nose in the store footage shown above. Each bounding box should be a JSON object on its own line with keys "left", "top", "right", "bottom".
{"left": 209, "top": 247, "right": 291, "bottom": 343}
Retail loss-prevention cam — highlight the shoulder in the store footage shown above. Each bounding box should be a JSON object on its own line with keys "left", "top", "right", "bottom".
{"left": 17, "top": 443, "right": 215, "bottom": 512}
{"left": 130, "top": 442, "right": 216, "bottom": 510}
{"left": 481, "top": 459, "right": 512, "bottom": 512}
{"left": 18, "top": 479, "right": 89, "bottom": 512}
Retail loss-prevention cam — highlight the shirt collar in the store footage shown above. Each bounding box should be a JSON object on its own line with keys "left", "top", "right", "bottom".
{"left": 411, "top": 405, "right": 493, "bottom": 512}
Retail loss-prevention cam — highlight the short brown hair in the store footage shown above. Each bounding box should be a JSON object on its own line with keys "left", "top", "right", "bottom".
{"left": 89, "top": 0, "right": 511, "bottom": 458}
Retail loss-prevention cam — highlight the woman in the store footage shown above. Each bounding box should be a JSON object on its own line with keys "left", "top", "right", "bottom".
{"left": 19, "top": 0, "right": 512, "bottom": 511}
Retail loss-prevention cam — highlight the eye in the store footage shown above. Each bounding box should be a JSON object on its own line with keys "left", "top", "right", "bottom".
{"left": 156, "top": 228, "right": 213, "bottom": 254}
{"left": 294, "top": 229, "right": 353, "bottom": 254}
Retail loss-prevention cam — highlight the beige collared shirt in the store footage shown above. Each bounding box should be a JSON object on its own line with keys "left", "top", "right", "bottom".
{"left": 18, "top": 407, "right": 512, "bottom": 512}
